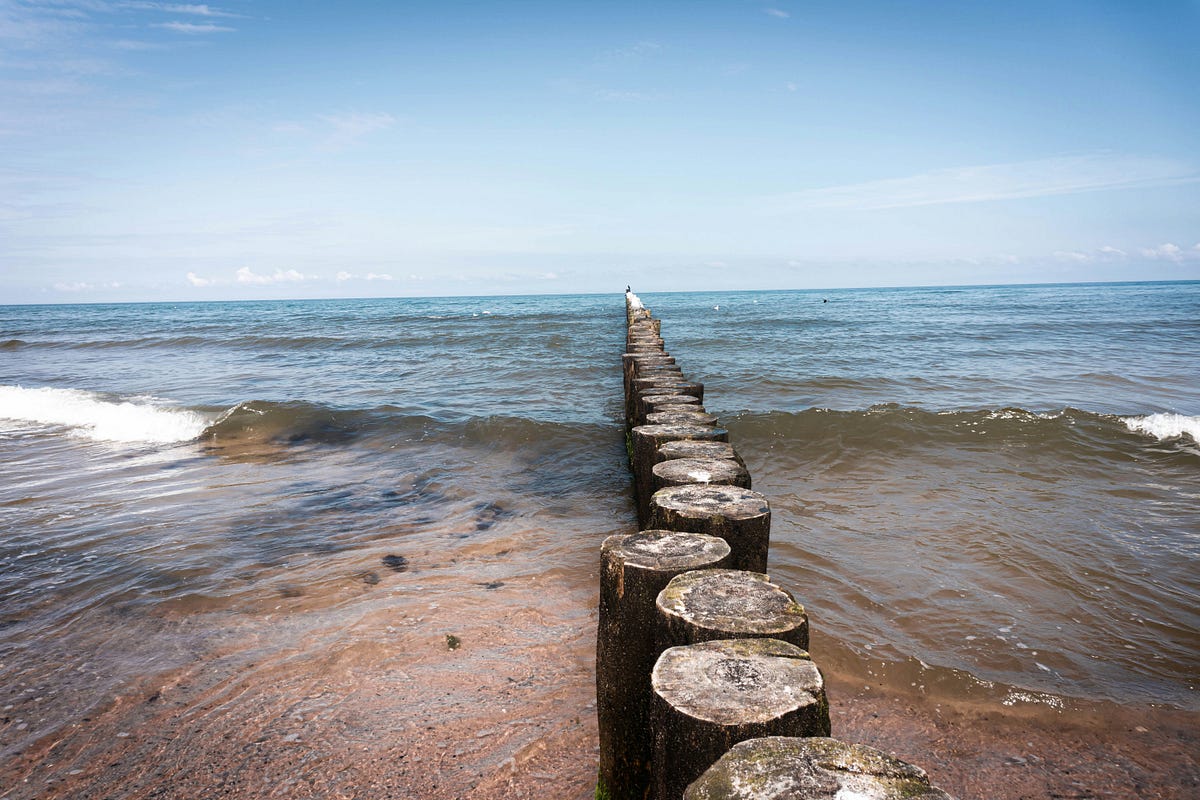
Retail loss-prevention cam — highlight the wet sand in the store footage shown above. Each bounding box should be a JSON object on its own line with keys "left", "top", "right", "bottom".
{"left": 3, "top": 565, "right": 1197, "bottom": 800}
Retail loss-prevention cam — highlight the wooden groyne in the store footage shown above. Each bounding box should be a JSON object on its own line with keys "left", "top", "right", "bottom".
{"left": 594, "top": 291, "right": 955, "bottom": 800}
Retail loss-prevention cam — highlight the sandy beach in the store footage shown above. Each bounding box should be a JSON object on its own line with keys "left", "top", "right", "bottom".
{"left": 3, "top": 568, "right": 1196, "bottom": 800}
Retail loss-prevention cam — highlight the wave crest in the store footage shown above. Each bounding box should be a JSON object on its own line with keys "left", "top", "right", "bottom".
{"left": 0, "top": 385, "right": 210, "bottom": 444}
{"left": 1123, "top": 413, "right": 1200, "bottom": 443}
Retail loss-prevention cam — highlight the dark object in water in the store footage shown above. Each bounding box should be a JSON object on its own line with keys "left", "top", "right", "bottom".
{"left": 361, "top": 571, "right": 381, "bottom": 585}
{"left": 381, "top": 554, "right": 409, "bottom": 572}
{"left": 473, "top": 500, "right": 511, "bottom": 531}
{"left": 445, "top": 634, "right": 461, "bottom": 650}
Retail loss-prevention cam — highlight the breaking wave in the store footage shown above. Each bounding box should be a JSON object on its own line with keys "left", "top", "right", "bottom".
{"left": 0, "top": 385, "right": 210, "bottom": 444}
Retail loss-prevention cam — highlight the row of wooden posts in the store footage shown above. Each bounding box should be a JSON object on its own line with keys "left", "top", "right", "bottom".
{"left": 592, "top": 292, "right": 954, "bottom": 799}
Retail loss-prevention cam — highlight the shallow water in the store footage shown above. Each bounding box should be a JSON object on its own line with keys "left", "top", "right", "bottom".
{"left": 0, "top": 284, "right": 1197, "bottom": 794}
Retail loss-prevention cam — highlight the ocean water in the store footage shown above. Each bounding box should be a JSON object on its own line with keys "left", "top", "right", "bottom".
{"left": 1, "top": 283, "right": 1198, "bottom": 777}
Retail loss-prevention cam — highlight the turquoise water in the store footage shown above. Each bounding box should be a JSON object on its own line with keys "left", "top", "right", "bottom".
{"left": 0, "top": 282, "right": 1197, "bottom": 761}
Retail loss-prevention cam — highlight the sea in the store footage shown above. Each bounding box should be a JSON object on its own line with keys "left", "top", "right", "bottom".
{"left": 1, "top": 281, "right": 1197, "bottom": 794}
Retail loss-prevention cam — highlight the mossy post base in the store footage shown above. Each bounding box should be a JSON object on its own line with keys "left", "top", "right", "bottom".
{"left": 648, "top": 485, "right": 771, "bottom": 572}
{"left": 597, "top": 531, "right": 734, "bottom": 800}
{"left": 682, "top": 737, "right": 955, "bottom": 800}
{"left": 655, "top": 569, "right": 808, "bottom": 651}
{"left": 650, "top": 638, "right": 831, "bottom": 800}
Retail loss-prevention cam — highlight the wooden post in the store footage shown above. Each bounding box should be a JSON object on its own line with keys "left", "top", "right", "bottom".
{"left": 597, "top": 531, "right": 734, "bottom": 800}
{"left": 634, "top": 383, "right": 703, "bottom": 426}
{"left": 657, "top": 440, "right": 744, "bottom": 467}
{"left": 646, "top": 410, "right": 719, "bottom": 427}
{"left": 651, "top": 457, "right": 751, "bottom": 493}
{"left": 631, "top": 424, "right": 730, "bottom": 526}
{"left": 650, "top": 638, "right": 831, "bottom": 800}
{"left": 642, "top": 393, "right": 701, "bottom": 410}
{"left": 633, "top": 378, "right": 703, "bottom": 401}
{"left": 683, "top": 737, "right": 955, "bottom": 800}
{"left": 655, "top": 569, "right": 808, "bottom": 650}
{"left": 648, "top": 485, "right": 771, "bottom": 572}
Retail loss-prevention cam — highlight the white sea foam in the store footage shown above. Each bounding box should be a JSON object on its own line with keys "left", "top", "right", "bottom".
{"left": 0, "top": 385, "right": 210, "bottom": 444}
{"left": 1123, "top": 412, "right": 1200, "bottom": 443}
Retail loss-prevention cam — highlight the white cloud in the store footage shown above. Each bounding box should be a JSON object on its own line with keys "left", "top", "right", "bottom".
{"left": 153, "top": 21, "right": 234, "bottom": 33}
{"left": 1053, "top": 250, "right": 1091, "bottom": 263}
{"left": 1098, "top": 245, "right": 1126, "bottom": 257}
{"left": 785, "top": 82, "right": 798, "bottom": 92}
{"left": 336, "top": 270, "right": 353, "bottom": 282}
{"left": 765, "top": 154, "right": 1199, "bottom": 211}
{"left": 365, "top": 272, "right": 393, "bottom": 281}
{"left": 541, "top": 272, "right": 558, "bottom": 280}
{"left": 186, "top": 271, "right": 212, "bottom": 286}
{"left": 1140, "top": 243, "right": 1184, "bottom": 262}
{"left": 765, "top": 9, "right": 791, "bottom": 19}
{"left": 236, "top": 266, "right": 313, "bottom": 284}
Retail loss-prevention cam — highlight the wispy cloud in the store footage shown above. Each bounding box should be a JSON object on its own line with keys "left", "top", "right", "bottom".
{"left": 1053, "top": 242, "right": 1198, "bottom": 264}
{"left": 766, "top": 154, "right": 1199, "bottom": 211}
{"left": 120, "top": 3, "right": 241, "bottom": 17}
{"left": 595, "top": 40, "right": 663, "bottom": 71}
{"left": 316, "top": 111, "right": 396, "bottom": 149}
{"left": 765, "top": 8, "right": 790, "bottom": 19}
{"left": 185, "top": 271, "right": 212, "bottom": 286}
{"left": 153, "top": 21, "right": 234, "bottom": 34}
{"left": 54, "top": 280, "right": 122, "bottom": 292}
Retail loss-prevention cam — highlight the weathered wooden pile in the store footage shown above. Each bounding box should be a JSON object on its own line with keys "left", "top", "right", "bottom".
{"left": 594, "top": 291, "right": 954, "bottom": 800}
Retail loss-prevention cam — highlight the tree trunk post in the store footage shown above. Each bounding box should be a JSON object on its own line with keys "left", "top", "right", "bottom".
{"left": 597, "top": 531, "right": 734, "bottom": 800}
{"left": 656, "top": 440, "right": 744, "bottom": 467}
{"left": 631, "top": 424, "right": 730, "bottom": 526}
{"left": 682, "top": 737, "right": 955, "bottom": 800}
{"left": 648, "top": 485, "right": 771, "bottom": 572}
{"left": 654, "top": 568, "right": 808, "bottom": 651}
{"left": 651, "top": 457, "right": 751, "bottom": 494}
{"left": 650, "top": 638, "right": 831, "bottom": 800}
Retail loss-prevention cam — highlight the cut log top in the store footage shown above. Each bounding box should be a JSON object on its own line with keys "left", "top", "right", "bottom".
{"left": 652, "top": 457, "right": 749, "bottom": 487}
{"left": 602, "top": 530, "right": 732, "bottom": 572}
{"left": 646, "top": 410, "right": 719, "bottom": 426}
{"left": 652, "top": 484, "right": 769, "bottom": 521}
{"left": 657, "top": 569, "right": 806, "bottom": 637}
{"left": 658, "top": 440, "right": 741, "bottom": 463}
{"left": 633, "top": 423, "right": 730, "bottom": 442}
{"left": 652, "top": 638, "right": 823, "bottom": 726}
{"left": 641, "top": 393, "right": 701, "bottom": 405}
{"left": 683, "top": 737, "right": 956, "bottom": 800}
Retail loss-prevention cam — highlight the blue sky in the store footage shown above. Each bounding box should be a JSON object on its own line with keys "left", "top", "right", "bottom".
{"left": 2, "top": 0, "right": 1198, "bottom": 302}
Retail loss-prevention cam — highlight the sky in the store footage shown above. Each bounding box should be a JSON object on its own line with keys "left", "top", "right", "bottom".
{"left": 1, "top": 0, "right": 1198, "bottom": 303}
